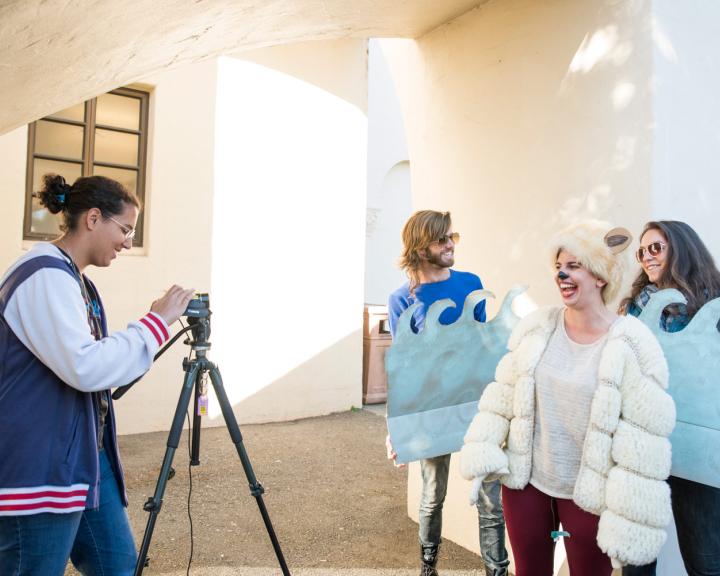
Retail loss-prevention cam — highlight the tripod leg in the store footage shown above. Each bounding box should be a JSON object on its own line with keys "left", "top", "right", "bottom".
{"left": 208, "top": 365, "right": 292, "bottom": 576}
{"left": 190, "top": 370, "right": 203, "bottom": 465}
{"left": 134, "top": 362, "right": 201, "bottom": 576}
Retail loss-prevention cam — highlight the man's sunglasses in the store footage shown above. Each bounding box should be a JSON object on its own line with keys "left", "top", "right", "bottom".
{"left": 432, "top": 232, "right": 460, "bottom": 246}
{"left": 636, "top": 241, "right": 666, "bottom": 262}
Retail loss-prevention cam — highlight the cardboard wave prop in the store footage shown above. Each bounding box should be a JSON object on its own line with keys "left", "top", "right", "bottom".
{"left": 638, "top": 289, "right": 720, "bottom": 488}
{"left": 385, "top": 286, "right": 524, "bottom": 464}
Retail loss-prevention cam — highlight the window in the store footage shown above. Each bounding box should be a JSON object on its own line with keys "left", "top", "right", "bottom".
{"left": 24, "top": 87, "right": 149, "bottom": 246}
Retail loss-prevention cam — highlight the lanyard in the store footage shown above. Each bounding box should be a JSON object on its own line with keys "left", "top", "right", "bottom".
{"left": 54, "top": 246, "right": 103, "bottom": 341}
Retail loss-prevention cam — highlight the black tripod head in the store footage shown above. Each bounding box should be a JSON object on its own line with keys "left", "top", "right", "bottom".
{"left": 112, "top": 293, "right": 212, "bottom": 400}
{"left": 183, "top": 293, "right": 211, "bottom": 348}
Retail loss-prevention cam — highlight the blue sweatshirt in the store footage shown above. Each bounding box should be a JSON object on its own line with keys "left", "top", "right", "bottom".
{"left": 387, "top": 269, "right": 486, "bottom": 337}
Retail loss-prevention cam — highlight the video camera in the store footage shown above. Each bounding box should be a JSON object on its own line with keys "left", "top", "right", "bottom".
{"left": 184, "top": 293, "right": 210, "bottom": 318}
{"left": 183, "top": 293, "right": 211, "bottom": 345}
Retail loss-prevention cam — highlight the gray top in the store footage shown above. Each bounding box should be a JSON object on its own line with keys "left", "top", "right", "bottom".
{"left": 530, "top": 311, "right": 608, "bottom": 498}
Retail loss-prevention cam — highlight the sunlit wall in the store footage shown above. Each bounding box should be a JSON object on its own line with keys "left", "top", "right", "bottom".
{"left": 208, "top": 51, "right": 367, "bottom": 423}
{"left": 380, "top": 0, "right": 654, "bottom": 316}
{"left": 0, "top": 39, "right": 368, "bottom": 434}
{"left": 651, "top": 0, "right": 720, "bottom": 259}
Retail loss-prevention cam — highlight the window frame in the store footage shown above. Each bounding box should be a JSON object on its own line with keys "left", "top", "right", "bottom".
{"left": 24, "top": 87, "right": 149, "bottom": 246}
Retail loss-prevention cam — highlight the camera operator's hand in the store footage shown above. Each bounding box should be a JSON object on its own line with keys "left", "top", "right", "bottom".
{"left": 151, "top": 285, "right": 195, "bottom": 326}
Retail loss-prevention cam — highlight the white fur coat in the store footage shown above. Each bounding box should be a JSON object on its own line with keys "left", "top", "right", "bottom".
{"left": 460, "top": 306, "right": 676, "bottom": 566}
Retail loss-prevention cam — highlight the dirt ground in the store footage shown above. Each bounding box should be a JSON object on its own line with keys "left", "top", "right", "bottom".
{"left": 66, "top": 409, "right": 482, "bottom": 574}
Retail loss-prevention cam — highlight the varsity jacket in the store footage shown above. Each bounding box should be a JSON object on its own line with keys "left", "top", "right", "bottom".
{"left": 460, "top": 306, "right": 676, "bottom": 566}
{"left": 0, "top": 243, "right": 170, "bottom": 515}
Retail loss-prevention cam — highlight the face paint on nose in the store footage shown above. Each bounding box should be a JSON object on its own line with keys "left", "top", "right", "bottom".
{"left": 558, "top": 270, "right": 570, "bottom": 280}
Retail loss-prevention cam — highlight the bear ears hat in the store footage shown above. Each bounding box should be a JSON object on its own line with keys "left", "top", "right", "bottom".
{"left": 550, "top": 220, "right": 632, "bottom": 304}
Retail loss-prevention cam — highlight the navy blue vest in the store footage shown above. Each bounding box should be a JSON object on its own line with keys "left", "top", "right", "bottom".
{"left": 0, "top": 256, "right": 126, "bottom": 512}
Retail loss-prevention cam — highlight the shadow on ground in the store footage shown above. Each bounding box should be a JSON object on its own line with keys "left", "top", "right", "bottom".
{"left": 66, "top": 409, "right": 482, "bottom": 574}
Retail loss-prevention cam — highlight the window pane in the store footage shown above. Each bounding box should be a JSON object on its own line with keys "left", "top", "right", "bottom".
{"left": 96, "top": 93, "right": 140, "bottom": 130}
{"left": 30, "top": 159, "right": 82, "bottom": 236}
{"left": 35, "top": 120, "right": 84, "bottom": 159}
{"left": 93, "top": 165, "right": 138, "bottom": 196}
{"left": 46, "top": 103, "right": 85, "bottom": 122}
{"left": 94, "top": 128, "right": 138, "bottom": 165}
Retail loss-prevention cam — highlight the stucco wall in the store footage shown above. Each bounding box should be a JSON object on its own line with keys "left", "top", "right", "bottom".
{"left": 380, "top": 0, "right": 654, "bottom": 315}
{"left": 651, "top": 0, "right": 720, "bottom": 260}
{"left": 365, "top": 39, "right": 412, "bottom": 305}
{"left": 0, "top": 39, "right": 368, "bottom": 434}
{"left": 205, "top": 42, "right": 367, "bottom": 424}
{"left": 0, "top": 127, "right": 28, "bottom": 273}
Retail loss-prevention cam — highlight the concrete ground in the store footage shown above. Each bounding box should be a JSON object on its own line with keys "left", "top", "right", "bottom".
{"left": 66, "top": 408, "right": 485, "bottom": 576}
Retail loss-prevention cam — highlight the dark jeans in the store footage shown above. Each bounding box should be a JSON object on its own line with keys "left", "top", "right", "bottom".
{"left": 419, "top": 454, "right": 509, "bottom": 575}
{"left": 623, "top": 476, "right": 720, "bottom": 576}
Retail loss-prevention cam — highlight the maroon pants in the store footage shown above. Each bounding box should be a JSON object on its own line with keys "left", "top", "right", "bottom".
{"left": 502, "top": 483, "right": 612, "bottom": 576}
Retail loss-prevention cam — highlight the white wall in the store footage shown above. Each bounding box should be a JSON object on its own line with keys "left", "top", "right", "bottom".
{"left": 0, "top": 127, "right": 29, "bottom": 272}
{"left": 651, "top": 0, "right": 720, "bottom": 261}
{"left": 207, "top": 47, "right": 367, "bottom": 424}
{"left": 380, "top": 0, "right": 654, "bottom": 315}
{"left": 365, "top": 39, "right": 412, "bottom": 305}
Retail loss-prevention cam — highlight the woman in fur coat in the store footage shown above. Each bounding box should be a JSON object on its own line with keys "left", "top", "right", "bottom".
{"left": 459, "top": 220, "right": 676, "bottom": 575}
{"left": 620, "top": 220, "right": 720, "bottom": 576}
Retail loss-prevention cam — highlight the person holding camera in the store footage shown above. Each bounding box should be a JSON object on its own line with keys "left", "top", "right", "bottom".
{"left": 0, "top": 174, "right": 194, "bottom": 575}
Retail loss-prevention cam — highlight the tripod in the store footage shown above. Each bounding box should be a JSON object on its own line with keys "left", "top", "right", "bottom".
{"left": 113, "top": 302, "right": 291, "bottom": 576}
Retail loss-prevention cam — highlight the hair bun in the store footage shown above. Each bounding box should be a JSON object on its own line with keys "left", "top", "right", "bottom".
{"left": 53, "top": 175, "right": 71, "bottom": 205}
{"left": 37, "top": 173, "right": 72, "bottom": 214}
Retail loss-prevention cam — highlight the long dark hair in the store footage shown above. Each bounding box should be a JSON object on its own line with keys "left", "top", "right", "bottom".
{"left": 36, "top": 174, "right": 140, "bottom": 233}
{"left": 619, "top": 220, "right": 720, "bottom": 317}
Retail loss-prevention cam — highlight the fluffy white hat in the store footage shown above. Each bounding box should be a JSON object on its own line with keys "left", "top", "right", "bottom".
{"left": 550, "top": 220, "right": 632, "bottom": 304}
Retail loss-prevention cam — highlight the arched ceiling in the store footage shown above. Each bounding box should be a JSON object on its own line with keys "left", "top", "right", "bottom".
{"left": 0, "top": 0, "right": 483, "bottom": 134}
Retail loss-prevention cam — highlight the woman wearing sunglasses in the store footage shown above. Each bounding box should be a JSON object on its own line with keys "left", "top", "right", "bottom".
{"left": 460, "top": 220, "right": 675, "bottom": 575}
{"left": 0, "top": 174, "right": 194, "bottom": 575}
{"left": 620, "top": 220, "right": 720, "bottom": 576}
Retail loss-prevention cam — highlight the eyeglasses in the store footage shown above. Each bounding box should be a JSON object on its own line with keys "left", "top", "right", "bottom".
{"left": 431, "top": 232, "right": 460, "bottom": 246}
{"left": 636, "top": 241, "right": 666, "bottom": 262}
{"left": 107, "top": 216, "right": 136, "bottom": 241}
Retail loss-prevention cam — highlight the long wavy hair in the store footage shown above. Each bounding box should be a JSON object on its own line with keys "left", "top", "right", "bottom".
{"left": 619, "top": 220, "right": 720, "bottom": 317}
{"left": 399, "top": 210, "right": 451, "bottom": 296}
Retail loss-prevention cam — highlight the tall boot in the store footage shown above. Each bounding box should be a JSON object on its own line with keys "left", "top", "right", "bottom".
{"left": 420, "top": 545, "right": 439, "bottom": 576}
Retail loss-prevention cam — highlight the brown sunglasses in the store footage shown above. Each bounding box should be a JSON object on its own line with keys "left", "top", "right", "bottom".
{"left": 431, "top": 232, "right": 460, "bottom": 246}
{"left": 636, "top": 241, "right": 667, "bottom": 262}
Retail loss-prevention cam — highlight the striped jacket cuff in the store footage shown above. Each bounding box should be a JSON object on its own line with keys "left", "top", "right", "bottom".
{"left": 0, "top": 484, "right": 89, "bottom": 516}
{"left": 139, "top": 312, "right": 170, "bottom": 346}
